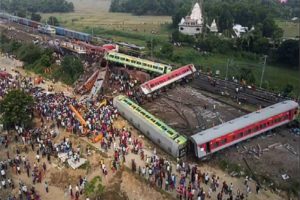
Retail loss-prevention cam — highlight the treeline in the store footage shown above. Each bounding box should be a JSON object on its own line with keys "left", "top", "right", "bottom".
{"left": 110, "top": 0, "right": 177, "bottom": 15}
{"left": 110, "top": 0, "right": 295, "bottom": 19}
{"left": 0, "top": 0, "right": 74, "bottom": 13}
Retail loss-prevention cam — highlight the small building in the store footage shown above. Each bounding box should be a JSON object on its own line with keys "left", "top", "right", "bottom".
{"left": 206, "top": 19, "right": 218, "bottom": 33}
{"left": 178, "top": 3, "right": 204, "bottom": 35}
{"left": 232, "top": 24, "right": 248, "bottom": 38}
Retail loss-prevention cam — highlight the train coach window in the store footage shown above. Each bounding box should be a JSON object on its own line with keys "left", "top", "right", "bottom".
{"left": 161, "top": 126, "right": 167, "bottom": 131}
{"left": 146, "top": 131, "right": 150, "bottom": 135}
{"left": 214, "top": 142, "right": 219, "bottom": 148}
{"left": 221, "top": 138, "right": 227, "bottom": 144}
{"left": 246, "top": 129, "right": 251, "bottom": 135}
{"left": 167, "top": 130, "right": 175, "bottom": 136}
{"left": 157, "top": 139, "right": 161, "bottom": 144}
{"left": 239, "top": 132, "right": 243, "bottom": 138}
{"left": 168, "top": 147, "right": 171, "bottom": 152}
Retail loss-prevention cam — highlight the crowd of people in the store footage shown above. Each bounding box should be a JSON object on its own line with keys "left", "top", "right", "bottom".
{"left": 108, "top": 68, "right": 143, "bottom": 103}
{"left": 129, "top": 150, "right": 258, "bottom": 200}
{"left": 0, "top": 66, "right": 264, "bottom": 200}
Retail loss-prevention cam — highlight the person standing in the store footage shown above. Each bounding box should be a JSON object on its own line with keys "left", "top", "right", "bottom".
{"left": 44, "top": 181, "right": 49, "bottom": 193}
{"left": 256, "top": 184, "right": 260, "bottom": 194}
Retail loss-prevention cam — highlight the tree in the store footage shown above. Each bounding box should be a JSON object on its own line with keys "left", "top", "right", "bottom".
{"left": 84, "top": 176, "right": 105, "bottom": 200}
{"left": 160, "top": 43, "right": 174, "bottom": 58}
{"left": 61, "top": 55, "right": 84, "bottom": 83}
{"left": 16, "top": 9, "right": 26, "bottom": 18}
{"left": 17, "top": 44, "right": 42, "bottom": 64}
{"left": 0, "top": 90, "right": 34, "bottom": 129}
{"left": 47, "top": 16, "right": 59, "bottom": 26}
{"left": 282, "top": 84, "right": 294, "bottom": 97}
{"left": 276, "top": 39, "right": 299, "bottom": 68}
{"left": 31, "top": 13, "right": 42, "bottom": 22}
{"left": 40, "top": 54, "right": 51, "bottom": 67}
{"left": 239, "top": 68, "right": 256, "bottom": 84}
{"left": 262, "top": 17, "right": 277, "bottom": 38}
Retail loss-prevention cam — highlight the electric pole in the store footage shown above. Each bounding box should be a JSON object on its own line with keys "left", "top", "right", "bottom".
{"left": 259, "top": 55, "right": 267, "bottom": 88}
{"left": 225, "top": 58, "right": 231, "bottom": 81}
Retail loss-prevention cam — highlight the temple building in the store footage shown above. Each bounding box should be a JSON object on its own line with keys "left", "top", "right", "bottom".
{"left": 178, "top": 3, "right": 204, "bottom": 35}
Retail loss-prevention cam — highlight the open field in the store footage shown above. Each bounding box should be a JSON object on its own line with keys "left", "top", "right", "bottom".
{"left": 276, "top": 20, "right": 299, "bottom": 38}
{"left": 41, "top": 0, "right": 171, "bottom": 43}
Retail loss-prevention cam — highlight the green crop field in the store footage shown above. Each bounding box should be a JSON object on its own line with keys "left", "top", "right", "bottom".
{"left": 276, "top": 20, "right": 299, "bottom": 38}
{"left": 41, "top": 0, "right": 171, "bottom": 43}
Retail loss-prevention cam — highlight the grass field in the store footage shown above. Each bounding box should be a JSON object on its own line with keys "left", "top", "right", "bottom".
{"left": 164, "top": 47, "right": 300, "bottom": 96}
{"left": 41, "top": 0, "right": 171, "bottom": 44}
{"left": 276, "top": 20, "right": 299, "bottom": 38}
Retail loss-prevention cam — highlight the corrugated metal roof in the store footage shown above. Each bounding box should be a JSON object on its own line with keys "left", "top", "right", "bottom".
{"left": 191, "top": 100, "right": 298, "bottom": 143}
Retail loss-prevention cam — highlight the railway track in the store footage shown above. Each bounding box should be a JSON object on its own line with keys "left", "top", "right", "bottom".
{"left": 192, "top": 73, "right": 287, "bottom": 107}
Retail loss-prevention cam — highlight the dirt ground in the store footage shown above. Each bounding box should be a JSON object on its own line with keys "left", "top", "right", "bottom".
{"left": 144, "top": 85, "right": 245, "bottom": 136}
{"left": 209, "top": 128, "right": 300, "bottom": 198}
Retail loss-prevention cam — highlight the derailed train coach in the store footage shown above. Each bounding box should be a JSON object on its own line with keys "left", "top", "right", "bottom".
{"left": 190, "top": 100, "right": 299, "bottom": 159}
{"left": 113, "top": 95, "right": 187, "bottom": 158}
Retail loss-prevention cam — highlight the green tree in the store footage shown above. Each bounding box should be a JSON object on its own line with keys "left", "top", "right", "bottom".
{"left": 239, "top": 68, "right": 256, "bottom": 84}
{"left": 17, "top": 44, "right": 42, "bottom": 64}
{"left": 276, "top": 39, "right": 299, "bottom": 68}
{"left": 40, "top": 54, "right": 51, "bottom": 67}
{"left": 0, "top": 90, "right": 34, "bottom": 129}
{"left": 84, "top": 176, "right": 105, "bottom": 200}
{"left": 16, "top": 9, "right": 26, "bottom": 18}
{"left": 282, "top": 84, "right": 294, "bottom": 97}
{"left": 160, "top": 43, "right": 174, "bottom": 58}
{"left": 61, "top": 55, "right": 84, "bottom": 84}
{"left": 31, "top": 12, "right": 41, "bottom": 22}
{"left": 47, "top": 16, "right": 60, "bottom": 26}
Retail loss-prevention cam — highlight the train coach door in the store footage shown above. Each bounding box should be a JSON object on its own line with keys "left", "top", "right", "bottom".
{"left": 206, "top": 142, "right": 211, "bottom": 153}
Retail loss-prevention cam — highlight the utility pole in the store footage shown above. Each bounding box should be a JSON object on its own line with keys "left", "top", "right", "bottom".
{"left": 225, "top": 58, "right": 230, "bottom": 81}
{"left": 259, "top": 55, "right": 267, "bottom": 88}
{"left": 151, "top": 35, "right": 153, "bottom": 60}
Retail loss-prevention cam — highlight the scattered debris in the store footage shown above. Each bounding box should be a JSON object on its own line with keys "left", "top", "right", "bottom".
{"left": 283, "top": 143, "right": 298, "bottom": 155}
{"left": 281, "top": 174, "right": 290, "bottom": 180}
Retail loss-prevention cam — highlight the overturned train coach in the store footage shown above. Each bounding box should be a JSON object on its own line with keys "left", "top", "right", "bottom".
{"left": 113, "top": 95, "right": 187, "bottom": 158}
{"left": 191, "top": 100, "right": 299, "bottom": 159}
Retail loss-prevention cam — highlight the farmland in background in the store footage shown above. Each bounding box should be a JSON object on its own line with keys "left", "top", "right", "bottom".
{"left": 41, "top": 0, "right": 171, "bottom": 44}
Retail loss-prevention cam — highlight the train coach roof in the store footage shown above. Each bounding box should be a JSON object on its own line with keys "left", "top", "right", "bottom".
{"left": 191, "top": 100, "right": 299, "bottom": 143}
{"left": 114, "top": 95, "right": 187, "bottom": 145}
{"left": 106, "top": 52, "right": 171, "bottom": 67}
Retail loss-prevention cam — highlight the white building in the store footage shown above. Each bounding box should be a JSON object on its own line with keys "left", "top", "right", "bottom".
{"left": 206, "top": 19, "right": 218, "bottom": 33}
{"left": 232, "top": 24, "right": 248, "bottom": 38}
{"left": 178, "top": 3, "right": 204, "bottom": 35}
